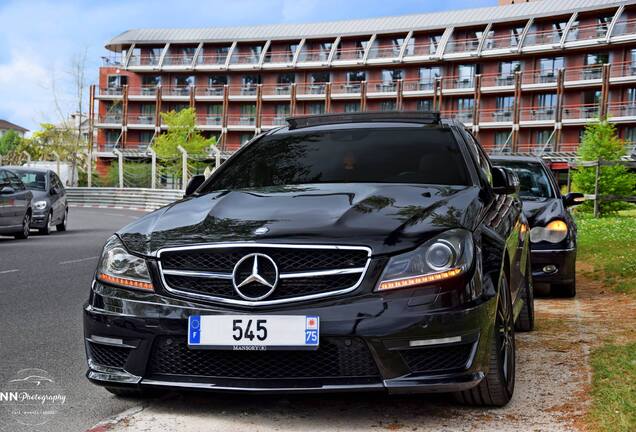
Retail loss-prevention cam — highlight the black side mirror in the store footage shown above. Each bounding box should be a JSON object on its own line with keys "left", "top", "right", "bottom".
{"left": 491, "top": 167, "right": 519, "bottom": 195}
{"left": 185, "top": 174, "right": 206, "bottom": 197}
{"left": 563, "top": 192, "right": 584, "bottom": 207}
{"left": 0, "top": 186, "right": 16, "bottom": 195}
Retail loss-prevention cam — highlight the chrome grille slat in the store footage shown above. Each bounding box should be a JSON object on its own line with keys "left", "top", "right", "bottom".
{"left": 157, "top": 243, "right": 371, "bottom": 306}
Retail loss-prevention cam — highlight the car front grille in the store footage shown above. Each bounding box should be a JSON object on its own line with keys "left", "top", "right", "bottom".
{"left": 149, "top": 336, "right": 380, "bottom": 379}
{"left": 158, "top": 244, "right": 370, "bottom": 305}
{"left": 398, "top": 343, "right": 474, "bottom": 374}
{"left": 87, "top": 342, "right": 132, "bottom": 369}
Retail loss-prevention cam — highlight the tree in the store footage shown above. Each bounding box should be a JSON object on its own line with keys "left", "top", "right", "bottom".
{"left": 152, "top": 108, "right": 216, "bottom": 158}
{"left": 0, "top": 130, "right": 21, "bottom": 155}
{"left": 572, "top": 120, "right": 636, "bottom": 215}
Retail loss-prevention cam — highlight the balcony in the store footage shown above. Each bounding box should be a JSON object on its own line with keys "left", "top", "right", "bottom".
{"left": 264, "top": 50, "right": 294, "bottom": 64}
{"left": 127, "top": 114, "right": 156, "bottom": 126}
{"left": 444, "top": 36, "right": 480, "bottom": 55}
{"left": 442, "top": 75, "right": 475, "bottom": 91}
{"left": 479, "top": 108, "right": 513, "bottom": 125}
{"left": 194, "top": 85, "right": 225, "bottom": 97}
{"left": 128, "top": 86, "right": 159, "bottom": 98}
{"left": 607, "top": 102, "right": 636, "bottom": 120}
{"left": 228, "top": 85, "right": 258, "bottom": 97}
{"left": 519, "top": 106, "right": 556, "bottom": 122}
{"left": 523, "top": 27, "right": 562, "bottom": 47}
{"left": 227, "top": 115, "right": 256, "bottom": 127}
{"left": 441, "top": 109, "right": 474, "bottom": 124}
{"left": 96, "top": 114, "right": 122, "bottom": 125}
{"left": 261, "top": 84, "right": 292, "bottom": 97}
{"left": 610, "top": 61, "right": 636, "bottom": 82}
{"left": 369, "top": 81, "right": 398, "bottom": 94}
{"left": 163, "top": 85, "right": 193, "bottom": 97}
{"left": 197, "top": 53, "right": 228, "bottom": 66}
{"left": 163, "top": 54, "right": 195, "bottom": 66}
{"left": 563, "top": 64, "right": 603, "bottom": 83}
{"left": 481, "top": 73, "right": 517, "bottom": 89}
{"left": 521, "top": 69, "right": 559, "bottom": 86}
{"left": 120, "top": 141, "right": 152, "bottom": 153}
{"left": 334, "top": 47, "right": 364, "bottom": 62}
{"left": 100, "top": 141, "right": 119, "bottom": 151}
{"left": 482, "top": 32, "right": 520, "bottom": 52}
{"left": 297, "top": 48, "right": 330, "bottom": 63}
{"left": 402, "top": 79, "right": 435, "bottom": 92}
{"left": 407, "top": 40, "right": 437, "bottom": 58}
{"left": 196, "top": 115, "right": 223, "bottom": 127}
{"left": 367, "top": 45, "right": 401, "bottom": 60}
{"left": 565, "top": 21, "right": 609, "bottom": 43}
{"left": 612, "top": 17, "right": 636, "bottom": 40}
{"left": 296, "top": 83, "right": 327, "bottom": 97}
{"left": 516, "top": 143, "right": 548, "bottom": 155}
{"left": 261, "top": 115, "right": 288, "bottom": 128}
{"left": 331, "top": 82, "right": 362, "bottom": 96}
{"left": 98, "top": 87, "right": 123, "bottom": 97}
{"left": 128, "top": 54, "right": 160, "bottom": 67}
{"left": 562, "top": 103, "right": 599, "bottom": 122}
{"left": 229, "top": 52, "right": 261, "bottom": 65}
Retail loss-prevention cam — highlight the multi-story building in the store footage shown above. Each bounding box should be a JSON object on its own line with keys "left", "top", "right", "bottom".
{"left": 92, "top": 0, "right": 636, "bottom": 173}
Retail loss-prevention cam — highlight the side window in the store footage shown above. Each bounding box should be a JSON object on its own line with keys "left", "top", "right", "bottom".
{"left": 53, "top": 173, "right": 64, "bottom": 189}
{"left": 463, "top": 130, "right": 492, "bottom": 185}
{"left": 0, "top": 170, "right": 8, "bottom": 188}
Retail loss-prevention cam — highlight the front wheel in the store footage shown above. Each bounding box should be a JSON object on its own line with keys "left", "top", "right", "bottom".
{"left": 39, "top": 212, "right": 51, "bottom": 235}
{"left": 14, "top": 212, "right": 31, "bottom": 240}
{"left": 455, "top": 273, "right": 516, "bottom": 407}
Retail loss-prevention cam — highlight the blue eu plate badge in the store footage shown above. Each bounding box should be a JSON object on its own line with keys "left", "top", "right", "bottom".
{"left": 305, "top": 316, "right": 319, "bottom": 346}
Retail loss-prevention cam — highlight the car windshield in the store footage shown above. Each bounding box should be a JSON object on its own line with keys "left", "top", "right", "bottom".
{"left": 203, "top": 127, "right": 471, "bottom": 191}
{"left": 496, "top": 161, "right": 554, "bottom": 199}
{"left": 15, "top": 171, "right": 47, "bottom": 191}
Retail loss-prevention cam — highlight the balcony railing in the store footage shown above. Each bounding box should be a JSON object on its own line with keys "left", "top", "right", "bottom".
{"left": 227, "top": 115, "right": 256, "bottom": 126}
{"left": 261, "top": 84, "right": 292, "bottom": 96}
{"left": 128, "top": 86, "right": 159, "bottom": 97}
{"left": 196, "top": 115, "right": 223, "bottom": 126}
{"left": 297, "top": 48, "right": 330, "bottom": 63}
{"left": 127, "top": 114, "right": 156, "bottom": 125}
{"left": 402, "top": 79, "right": 436, "bottom": 91}
{"left": 264, "top": 50, "right": 294, "bottom": 63}
{"left": 100, "top": 141, "right": 119, "bottom": 151}
{"left": 194, "top": 85, "right": 225, "bottom": 97}
{"left": 610, "top": 61, "right": 636, "bottom": 79}
{"left": 562, "top": 103, "right": 600, "bottom": 120}
{"left": 444, "top": 36, "right": 480, "bottom": 54}
{"left": 480, "top": 72, "right": 517, "bottom": 87}
{"left": 128, "top": 54, "right": 160, "bottom": 67}
{"left": 99, "top": 87, "right": 123, "bottom": 96}
{"left": 516, "top": 143, "right": 548, "bottom": 154}
{"left": 163, "top": 85, "right": 194, "bottom": 96}
{"left": 519, "top": 106, "right": 556, "bottom": 122}
{"left": 521, "top": 68, "right": 559, "bottom": 85}
{"left": 230, "top": 52, "right": 261, "bottom": 65}
{"left": 119, "top": 141, "right": 152, "bottom": 152}
{"left": 367, "top": 45, "right": 401, "bottom": 60}
{"left": 261, "top": 115, "right": 288, "bottom": 126}
{"left": 97, "top": 114, "right": 122, "bottom": 124}
{"left": 369, "top": 81, "right": 398, "bottom": 93}
{"left": 296, "top": 83, "right": 327, "bottom": 96}
{"left": 479, "top": 108, "right": 513, "bottom": 123}
{"left": 442, "top": 75, "right": 475, "bottom": 90}
{"left": 331, "top": 82, "right": 362, "bottom": 95}
{"left": 409, "top": 41, "right": 437, "bottom": 57}
{"left": 607, "top": 102, "right": 636, "bottom": 118}
{"left": 563, "top": 64, "right": 603, "bottom": 81}
{"left": 565, "top": 21, "right": 609, "bottom": 42}
{"left": 163, "top": 54, "right": 195, "bottom": 66}
{"left": 197, "top": 53, "right": 228, "bottom": 65}
{"left": 441, "top": 109, "right": 474, "bottom": 123}
{"left": 613, "top": 17, "right": 636, "bottom": 37}
{"left": 228, "top": 85, "right": 258, "bottom": 96}
{"left": 334, "top": 47, "right": 364, "bottom": 61}
{"left": 523, "top": 27, "right": 562, "bottom": 47}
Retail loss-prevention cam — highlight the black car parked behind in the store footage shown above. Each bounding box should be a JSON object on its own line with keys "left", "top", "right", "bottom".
{"left": 491, "top": 156, "right": 583, "bottom": 297}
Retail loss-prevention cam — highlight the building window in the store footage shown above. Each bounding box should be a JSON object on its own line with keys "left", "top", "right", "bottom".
{"left": 537, "top": 93, "right": 557, "bottom": 119}
{"left": 627, "top": 88, "right": 636, "bottom": 107}
{"left": 310, "top": 72, "right": 330, "bottom": 83}
{"left": 213, "top": 47, "right": 229, "bottom": 64}
{"left": 416, "top": 99, "right": 433, "bottom": 112}
{"left": 457, "top": 65, "right": 477, "bottom": 87}
{"left": 378, "top": 70, "right": 403, "bottom": 91}
{"left": 495, "top": 96, "right": 514, "bottom": 120}
{"left": 344, "top": 102, "right": 360, "bottom": 113}
{"left": 457, "top": 98, "right": 474, "bottom": 121}
{"left": 418, "top": 67, "right": 441, "bottom": 90}
{"left": 139, "top": 104, "right": 155, "bottom": 123}
{"left": 429, "top": 35, "right": 442, "bottom": 54}
{"left": 307, "top": 103, "right": 325, "bottom": 115}
{"left": 275, "top": 103, "right": 290, "bottom": 116}
{"left": 209, "top": 75, "right": 227, "bottom": 86}
{"left": 498, "top": 61, "right": 521, "bottom": 84}
{"left": 585, "top": 52, "right": 610, "bottom": 66}
{"left": 142, "top": 75, "right": 161, "bottom": 88}
{"left": 535, "top": 129, "right": 554, "bottom": 151}
{"left": 277, "top": 73, "right": 295, "bottom": 84}
{"left": 173, "top": 76, "right": 195, "bottom": 95}
{"left": 623, "top": 127, "right": 636, "bottom": 150}
{"left": 539, "top": 57, "right": 564, "bottom": 82}
{"left": 104, "top": 130, "right": 120, "bottom": 149}
{"left": 206, "top": 104, "right": 222, "bottom": 125}
{"left": 380, "top": 101, "right": 396, "bottom": 111}
{"left": 346, "top": 71, "right": 366, "bottom": 82}
{"left": 494, "top": 131, "right": 510, "bottom": 151}
{"left": 107, "top": 75, "right": 127, "bottom": 90}
{"left": 240, "top": 104, "right": 256, "bottom": 125}
{"left": 139, "top": 131, "right": 153, "bottom": 148}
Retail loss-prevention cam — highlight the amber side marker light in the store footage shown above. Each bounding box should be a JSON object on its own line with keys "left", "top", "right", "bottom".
{"left": 546, "top": 220, "right": 568, "bottom": 232}
{"left": 378, "top": 268, "right": 462, "bottom": 291}
{"left": 97, "top": 273, "right": 154, "bottom": 291}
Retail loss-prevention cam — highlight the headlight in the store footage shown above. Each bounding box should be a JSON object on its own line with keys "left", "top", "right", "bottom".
{"left": 529, "top": 220, "right": 568, "bottom": 244}
{"left": 377, "top": 229, "right": 474, "bottom": 291}
{"left": 34, "top": 200, "right": 48, "bottom": 210}
{"left": 96, "top": 236, "right": 154, "bottom": 291}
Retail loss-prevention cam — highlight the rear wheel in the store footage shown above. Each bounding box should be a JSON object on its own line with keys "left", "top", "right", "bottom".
{"left": 39, "top": 212, "right": 51, "bottom": 235}
{"left": 455, "top": 273, "right": 516, "bottom": 407}
{"left": 56, "top": 208, "right": 68, "bottom": 232}
{"left": 14, "top": 212, "right": 31, "bottom": 240}
{"left": 515, "top": 257, "right": 534, "bottom": 332}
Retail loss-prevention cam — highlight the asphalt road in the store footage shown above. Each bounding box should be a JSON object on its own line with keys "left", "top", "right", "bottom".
{"left": 0, "top": 207, "right": 145, "bottom": 432}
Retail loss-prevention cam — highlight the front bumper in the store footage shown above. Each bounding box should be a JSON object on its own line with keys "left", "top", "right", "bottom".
{"left": 30, "top": 211, "right": 49, "bottom": 228}
{"left": 84, "top": 273, "right": 497, "bottom": 395}
{"left": 530, "top": 247, "right": 576, "bottom": 285}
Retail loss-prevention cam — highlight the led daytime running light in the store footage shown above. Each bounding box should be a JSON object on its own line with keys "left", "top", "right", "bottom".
{"left": 378, "top": 267, "right": 462, "bottom": 291}
{"left": 98, "top": 273, "right": 154, "bottom": 291}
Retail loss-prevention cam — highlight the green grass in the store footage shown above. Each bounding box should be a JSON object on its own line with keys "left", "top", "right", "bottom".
{"left": 588, "top": 343, "right": 636, "bottom": 432}
{"left": 576, "top": 210, "right": 636, "bottom": 296}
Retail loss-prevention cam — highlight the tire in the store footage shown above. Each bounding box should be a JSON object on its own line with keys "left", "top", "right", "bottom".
{"left": 56, "top": 208, "right": 68, "bottom": 232}
{"left": 104, "top": 386, "right": 156, "bottom": 398}
{"left": 515, "top": 257, "right": 534, "bottom": 332}
{"left": 14, "top": 212, "right": 31, "bottom": 240}
{"left": 552, "top": 276, "right": 576, "bottom": 298}
{"left": 455, "top": 273, "right": 516, "bottom": 407}
{"left": 39, "top": 212, "right": 51, "bottom": 235}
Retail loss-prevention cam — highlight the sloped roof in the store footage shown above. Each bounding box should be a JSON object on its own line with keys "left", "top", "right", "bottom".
{"left": 0, "top": 119, "right": 28, "bottom": 133}
{"left": 106, "top": 0, "right": 630, "bottom": 50}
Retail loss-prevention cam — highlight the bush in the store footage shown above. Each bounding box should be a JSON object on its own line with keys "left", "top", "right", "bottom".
{"left": 572, "top": 121, "right": 636, "bottom": 215}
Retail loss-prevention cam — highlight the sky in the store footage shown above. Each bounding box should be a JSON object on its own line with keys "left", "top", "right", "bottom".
{"left": 0, "top": 0, "right": 496, "bottom": 133}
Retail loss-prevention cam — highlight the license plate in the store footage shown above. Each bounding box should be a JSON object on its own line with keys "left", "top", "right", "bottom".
{"left": 188, "top": 315, "right": 319, "bottom": 350}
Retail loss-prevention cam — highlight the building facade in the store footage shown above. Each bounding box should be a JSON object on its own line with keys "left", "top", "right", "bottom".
{"left": 0, "top": 119, "right": 28, "bottom": 138}
{"left": 92, "top": 0, "right": 636, "bottom": 172}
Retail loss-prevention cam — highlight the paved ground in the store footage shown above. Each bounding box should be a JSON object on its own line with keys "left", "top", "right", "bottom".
{"left": 0, "top": 207, "right": 145, "bottom": 432}
{"left": 2, "top": 208, "right": 633, "bottom": 431}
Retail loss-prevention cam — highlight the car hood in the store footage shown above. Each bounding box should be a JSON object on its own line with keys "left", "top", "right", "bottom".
{"left": 118, "top": 183, "right": 484, "bottom": 256}
{"left": 520, "top": 197, "right": 565, "bottom": 227}
{"left": 29, "top": 190, "right": 49, "bottom": 201}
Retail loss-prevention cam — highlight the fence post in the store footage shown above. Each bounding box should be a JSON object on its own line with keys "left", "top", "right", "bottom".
{"left": 86, "top": 150, "right": 92, "bottom": 188}
{"left": 177, "top": 145, "right": 188, "bottom": 190}
{"left": 593, "top": 159, "right": 601, "bottom": 218}
{"left": 210, "top": 145, "right": 221, "bottom": 171}
{"left": 113, "top": 149, "right": 124, "bottom": 188}
{"left": 148, "top": 148, "right": 157, "bottom": 189}
{"left": 21, "top": 151, "right": 31, "bottom": 164}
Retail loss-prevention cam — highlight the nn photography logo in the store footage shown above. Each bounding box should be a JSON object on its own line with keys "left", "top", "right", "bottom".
{"left": 0, "top": 368, "right": 67, "bottom": 427}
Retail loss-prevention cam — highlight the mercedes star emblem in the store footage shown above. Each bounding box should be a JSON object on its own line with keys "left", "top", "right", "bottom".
{"left": 254, "top": 227, "right": 269, "bottom": 235}
{"left": 232, "top": 253, "right": 279, "bottom": 301}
